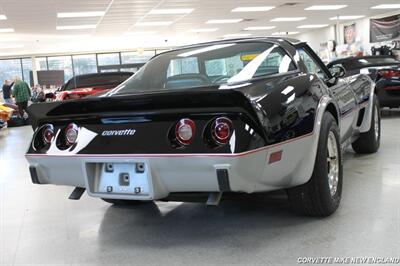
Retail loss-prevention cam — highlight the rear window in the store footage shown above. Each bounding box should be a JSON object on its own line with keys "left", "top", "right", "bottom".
{"left": 109, "top": 42, "right": 296, "bottom": 95}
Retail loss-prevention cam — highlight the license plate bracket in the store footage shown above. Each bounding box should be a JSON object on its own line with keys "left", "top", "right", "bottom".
{"left": 84, "top": 161, "right": 152, "bottom": 199}
{"left": 99, "top": 162, "right": 150, "bottom": 196}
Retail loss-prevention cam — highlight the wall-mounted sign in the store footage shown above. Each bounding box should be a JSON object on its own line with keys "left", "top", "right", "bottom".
{"left": 344, "top": 23, "right": 356, "bottom": 44}
{"left": 370, "top": 14, "right": 400, "bottom": 43}
{"left": 327, "top": 40, "right": 337, "bottom": 52}
{"left": 31, "top": 70, "right": 64, "bottom": 87}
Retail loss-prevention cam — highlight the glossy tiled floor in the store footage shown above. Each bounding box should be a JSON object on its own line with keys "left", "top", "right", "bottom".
{"left": 1, "top": 113, "right": 400, "bottom": 265}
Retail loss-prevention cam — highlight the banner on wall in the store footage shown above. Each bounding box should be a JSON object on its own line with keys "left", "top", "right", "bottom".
{"left": 370, "top": 14, "right": 400, "bottom": 43}
{"left": 344, "top": 23, "right": 356, "bottom": 44}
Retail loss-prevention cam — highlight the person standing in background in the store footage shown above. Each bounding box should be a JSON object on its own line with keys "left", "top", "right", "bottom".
{"left": 2, "top": 80, "right": 14, "bottom": 104}
{"left": 12, "top": 76, "right": 31, "bottom": 118}
{"left": 31, "top": 84, "right": 45, "bottom": 103}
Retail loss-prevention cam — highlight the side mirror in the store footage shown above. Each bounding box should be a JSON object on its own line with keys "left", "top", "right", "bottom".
{"left": 329, "top": 65, "right": 346, "bottom": 79}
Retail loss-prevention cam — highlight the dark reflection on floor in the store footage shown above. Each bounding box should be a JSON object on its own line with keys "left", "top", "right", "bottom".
{"left": 98, "top": 192, "right": 312, "bottom": 249}
{"left": 381, "top": 108, "right": 400, "bottom": 118}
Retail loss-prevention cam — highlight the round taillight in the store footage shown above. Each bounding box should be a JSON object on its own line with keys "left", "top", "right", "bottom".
{"left": 65, "top": 123, "right": 79, "bottom": 145}
{"left": 42, "top": 125, "right": 55, "bottom": 144}
{"left": 175, "top": 119, "right": 196, "bottom": 145}
{"left": 211, "top": 117, "right": 233, "bottom": 145}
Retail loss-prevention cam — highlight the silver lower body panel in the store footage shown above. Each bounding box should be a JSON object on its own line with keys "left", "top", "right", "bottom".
{"left": 26, "top": 132, "right": 317, "bottom": 200}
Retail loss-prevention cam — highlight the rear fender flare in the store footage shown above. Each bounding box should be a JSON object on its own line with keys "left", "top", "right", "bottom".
{"left": 293, "top": 95, "right": 340, "bottom": 186}
{"left": 359, "top": 82, "right": 376, "bottom": 133}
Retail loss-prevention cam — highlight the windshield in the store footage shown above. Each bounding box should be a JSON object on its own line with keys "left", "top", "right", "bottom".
{"left": 109, "top": 42, "right": 296, "bottom": 95}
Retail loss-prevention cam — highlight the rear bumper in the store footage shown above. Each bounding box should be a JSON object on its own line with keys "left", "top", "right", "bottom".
{"left": 26, "top": 133, "right": 316, "bottom": 200}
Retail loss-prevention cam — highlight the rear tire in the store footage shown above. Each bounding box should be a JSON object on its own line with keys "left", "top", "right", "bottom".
{"left": 101, "top": 198, "right": 143, "bottom": 205}
{"left": 287, "top": 112, "right": 342, "bottom": 217}
{"left": 352, "top": 97, "right": 380, "bottom": 154}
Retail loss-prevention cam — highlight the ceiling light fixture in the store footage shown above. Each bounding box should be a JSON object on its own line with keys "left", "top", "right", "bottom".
{"left": 189, "top": 28, "right": 218, "bottom": 33}
{"left": 0, "top": 44, "right": 24, "bottom": 49}
{"left": 57, "top": 11, "right": 105, "bottom": 18}
{"left": 148, "top": 8, "right": 194, "bottom": 15}
{"left": 125, "top": 31, "right": 157, "bottom": 35}
{"left": 271, "top": 31, "right": 299, "bottom": 36}
{"left": 330, "top": 15, "right": 365, "bottom": 20}
{"left": 371, "top": 4, "right": 400, "bottom": 9}
{"left": 0, "top": 36, "right": 19, "bottom": 42}
{"left": 270, "top": 17, "right": 306, "bottom": 22}
{"left": 305, "top": 5, "right": 347, "bottom": 10}
{"left": 297, "top": 24, "right": 329, "bottom": 29}
{"left": 0, "top": 15, "right": 7, "bottom": 20}
{"left": 135, "top": 21, "right": 173, "bottom": 26}
{"left": 231, "top": 6, "right": 275, "bottom": 12}
{"left": 56, "top": 25, "right": 96, "bottom": 30}
{"left": 55, "top": 34, "right": 91, "bottom": 39}
{"left": 244, "top": 26, "right": 276, "bottom": 31}
{"left": 0, "top": 28, "right": 14, "bottom": 33}
{"left": 206, "top": 19, "right": 243, "bottom": 24}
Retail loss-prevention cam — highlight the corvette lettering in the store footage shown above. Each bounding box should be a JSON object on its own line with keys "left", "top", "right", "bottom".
{"left": 101, "top": 129, "right": 136, "bottom": 136}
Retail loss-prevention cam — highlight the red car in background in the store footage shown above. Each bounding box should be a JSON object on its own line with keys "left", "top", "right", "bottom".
{"left": 48, "top": 72, "right": 133, "bottom": 101}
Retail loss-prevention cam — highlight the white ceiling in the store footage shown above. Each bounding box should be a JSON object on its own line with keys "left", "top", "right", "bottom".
{"left": 0, "top": 0, "right": 397, "bottom": 57}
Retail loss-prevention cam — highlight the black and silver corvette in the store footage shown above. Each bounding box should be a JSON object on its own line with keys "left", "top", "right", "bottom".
{"left": 26, "top": 37, "right": 380, "bottom": 217}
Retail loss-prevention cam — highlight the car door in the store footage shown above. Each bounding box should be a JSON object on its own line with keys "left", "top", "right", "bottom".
{"left": 296, "top": 45, "right": 357, "bottom": 142}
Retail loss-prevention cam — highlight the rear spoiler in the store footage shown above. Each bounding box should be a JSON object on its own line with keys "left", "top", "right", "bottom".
{"left": 27, "top": 88, "right": 267, "bottom": 137}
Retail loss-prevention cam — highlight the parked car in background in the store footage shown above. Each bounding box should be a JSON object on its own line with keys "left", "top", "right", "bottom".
{"left": 328, "top": 56, "right": 400, "bottom": 108}
{"left": 0, "top": 103, "right": 14, "bottom": 129}
{"left": 48, "top": 72, "right": 133, "bottom": 101}
{"left": 26, "top": 38, "right": 380, "bottom": 217}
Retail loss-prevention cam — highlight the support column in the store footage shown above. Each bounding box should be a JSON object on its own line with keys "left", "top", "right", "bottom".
{"left": 31, "top": 56, "right": 38, "bottom": 86}
{"left": 335, "top": 17, "right": 341, "bottom": 45}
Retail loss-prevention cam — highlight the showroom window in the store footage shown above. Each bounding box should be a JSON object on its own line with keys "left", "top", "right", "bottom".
{"left": 47, "top": 56, "right": 73, "bottom": 82}
{"left": 297, "top": 48, "right": 328, "bottom": 80}
{"left": 205, "top": 58, "right": 229, "bottom": 76}
{"left": 97, "top": 53, "right": 120, "bottom": 66}
{"left": 255, "top": 47, "right": 296, "bottom": 77}
{"left": 72, "top": 54, "right": 97, "bottom": 75}
{"left": 0, "top": 59, "right": 22, "bottom": 83}
{"left": 205, "top": 56, "right": 242, "bottom": 77}
{"left": 120, "top": 68, "right": 136, "bottom": 73}
{"left": 121, "top": 51, "right": 155, "bottom": 64}
{"left": 36, "top": 57, "right": 48, "bottom": 71}
{"left": 0, "top": 49, "right": 155, "bottom": 87}
{"left": 97, "top": 53, "right": 121, "bottom": 73}
{"left": 167, "top": 57, "right": 199, "bottom": 77}
{"left": 21, "top": 58, "right": 33, "bottom": 85}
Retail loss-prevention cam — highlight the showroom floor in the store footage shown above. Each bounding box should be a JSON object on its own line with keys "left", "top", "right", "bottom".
{"left": 1, "top": 112, "right": 400, "bottom": 265}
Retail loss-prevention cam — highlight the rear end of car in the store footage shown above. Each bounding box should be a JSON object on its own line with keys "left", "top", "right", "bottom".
{"left": 375, "top": 67, "right": 400, "bottom": 108}
{"left": 25, "top": 86, "right": 318, "bottom": 203}
{"left": 26, "top": 90, "right": 273, "bottom": 200}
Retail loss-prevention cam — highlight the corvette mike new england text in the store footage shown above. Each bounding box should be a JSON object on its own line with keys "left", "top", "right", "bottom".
{"left": 297, "top": 257, "right": 400, "bottom": 264}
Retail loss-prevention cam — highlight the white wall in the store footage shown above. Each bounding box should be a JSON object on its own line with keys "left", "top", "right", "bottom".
{"left": 294, "top": 11, "right": 400, "bottom": 54}
{"left": 294, "top": 26, "right": 335, "bottom": 51}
